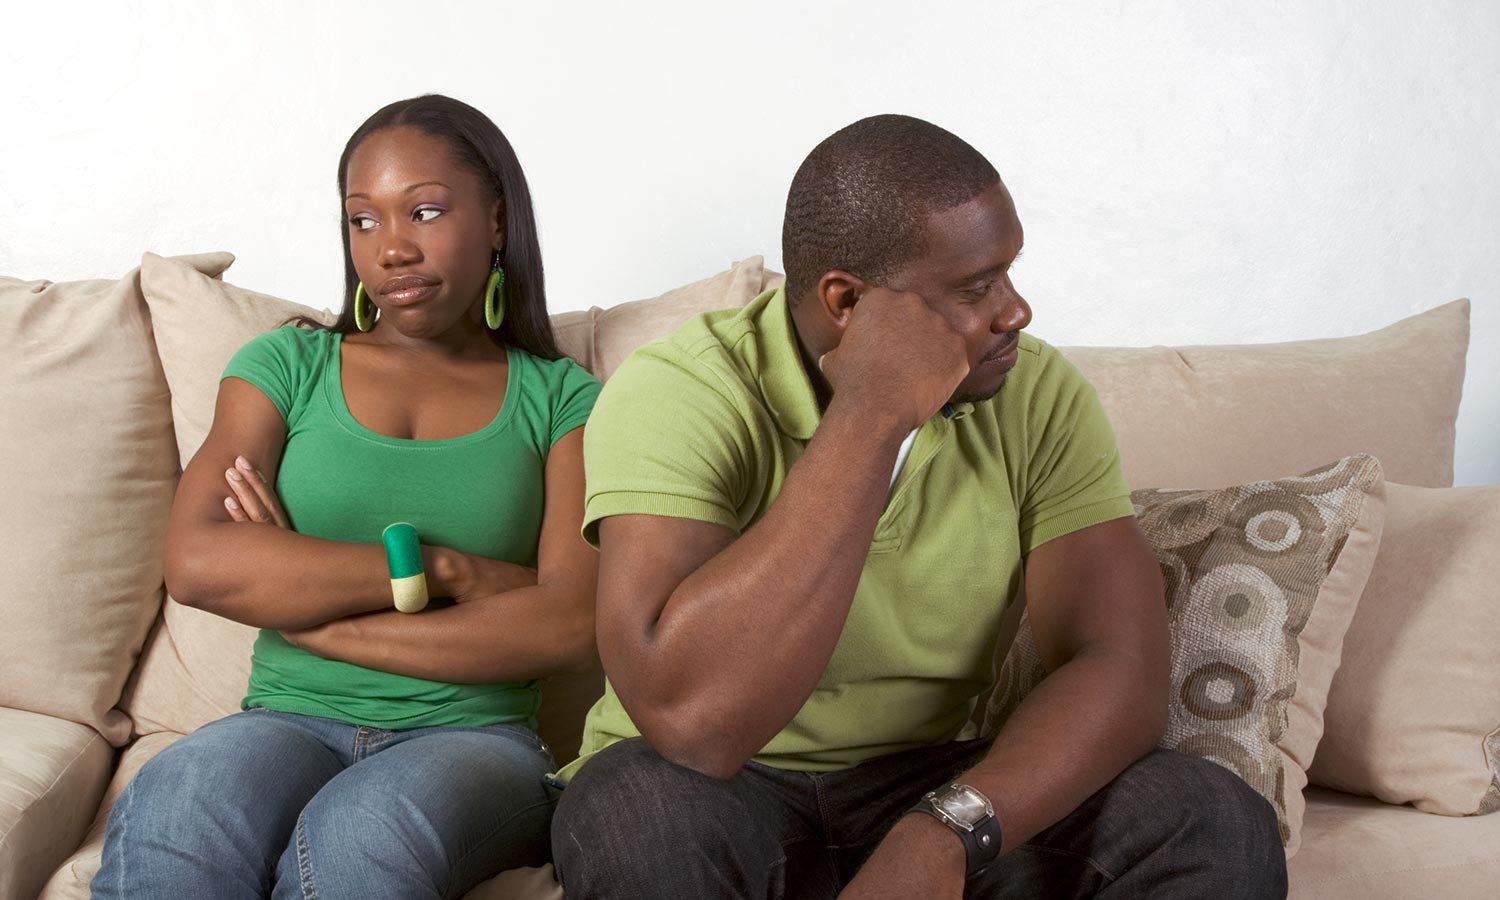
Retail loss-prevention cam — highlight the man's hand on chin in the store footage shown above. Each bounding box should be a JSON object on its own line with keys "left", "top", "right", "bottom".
{"left": 837, "top": 812, "right": 968, "bottom": 900}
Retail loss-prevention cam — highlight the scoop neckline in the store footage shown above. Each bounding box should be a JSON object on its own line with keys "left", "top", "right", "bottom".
{"left": 325, "top": 332, "right": 520, "bottom": 447}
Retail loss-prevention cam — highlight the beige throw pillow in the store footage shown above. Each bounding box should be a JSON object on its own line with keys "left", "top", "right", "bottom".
{"left": 0, "top": 264, "right": 183, "bottom": 745}
{"left": 125, "top": 252, "right": 334, "bottom": 737}
{"left": 1061, "top": 300, "right": 1468, "bottom": 490}
{"left": 1308, "top": 482, "right": 1500, "bottom": 815}
{"left": 984, "top": 455, "right": 1386, "bottom": 855}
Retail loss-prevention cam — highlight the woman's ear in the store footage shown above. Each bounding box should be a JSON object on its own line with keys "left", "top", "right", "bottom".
{"left": 492, "top": 196, "right": 507, "bottom": 254}
{"left": 814, "top": 270, "right": 866, "bottom": 334}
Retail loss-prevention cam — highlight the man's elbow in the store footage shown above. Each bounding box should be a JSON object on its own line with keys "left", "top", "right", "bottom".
{"left": 634, "top": 702, "right": 754, "bottom": 781}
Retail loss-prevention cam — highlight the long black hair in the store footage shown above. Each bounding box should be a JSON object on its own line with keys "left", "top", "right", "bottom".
{"left": 299, "top": 94, "right": 562, "bottom": 360}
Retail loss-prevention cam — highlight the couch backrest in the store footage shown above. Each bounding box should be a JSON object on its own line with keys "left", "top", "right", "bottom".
{"left": 0, "top": 251, "right": 1471, "bottom": 764}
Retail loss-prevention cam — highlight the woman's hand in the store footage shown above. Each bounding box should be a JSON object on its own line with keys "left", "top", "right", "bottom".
{"left": 222, "top": 455, "right": 291, "bottom": 529}
{"left": 424, "top": 546, "right": 538, "bottom": 603}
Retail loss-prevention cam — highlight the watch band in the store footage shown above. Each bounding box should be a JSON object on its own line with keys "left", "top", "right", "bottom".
{"left": 909, "top": 785, "right": 1002, "bottom": 877}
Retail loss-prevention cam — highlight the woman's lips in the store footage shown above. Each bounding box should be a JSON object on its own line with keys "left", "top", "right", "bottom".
{"left": 379, "top": 277, "right": 440, "bottom": 306}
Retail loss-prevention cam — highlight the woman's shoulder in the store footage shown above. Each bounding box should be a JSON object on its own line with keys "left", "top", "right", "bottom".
{"left": 235, "top": 323, "right": 335, "bottom": 359}
{"left": 510, "top": 346, "right": 601, "bottom": 392}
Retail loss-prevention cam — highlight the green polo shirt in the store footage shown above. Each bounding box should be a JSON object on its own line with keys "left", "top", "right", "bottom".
{"left": 563, "top": 286, "right": 1133, "bottom": 778}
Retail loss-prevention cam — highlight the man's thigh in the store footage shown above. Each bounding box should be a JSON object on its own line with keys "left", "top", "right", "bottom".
{"left": 552, "top": 738, "right": 836, "bottom": 900}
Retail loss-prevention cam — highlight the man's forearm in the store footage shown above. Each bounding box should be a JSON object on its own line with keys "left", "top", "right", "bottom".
{"left": 925, "top": 647, "right": 1163, "bottom": 859}
{"left": 611, "top": 398, "right": 912, "bottom": 776}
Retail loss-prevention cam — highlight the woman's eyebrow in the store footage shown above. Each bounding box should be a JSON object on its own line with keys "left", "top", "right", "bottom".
{"left": 345, "top": 181, "right": 452, "bottom": 201}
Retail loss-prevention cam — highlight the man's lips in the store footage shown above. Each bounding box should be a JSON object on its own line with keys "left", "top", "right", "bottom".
{"left": 983, "top": 334, "right": 1020, "bottom": 363}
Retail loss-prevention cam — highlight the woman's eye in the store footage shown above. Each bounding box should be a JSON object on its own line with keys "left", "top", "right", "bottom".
{"left": 349, "top": 215, "right": 376, "bottom": 232}
{"left": 415, "top": 208, "right": 443, "bottom": 223}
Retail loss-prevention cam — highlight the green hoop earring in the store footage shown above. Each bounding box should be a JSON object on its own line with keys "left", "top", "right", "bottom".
{"left": 354, "top": 282, "right": 376, "bottom": 332}
{"left": 484, "top": 262, "right": 506, "bottom": 330}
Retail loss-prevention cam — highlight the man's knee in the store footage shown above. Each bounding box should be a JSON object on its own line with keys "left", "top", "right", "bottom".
{"left": 1122, "top": 750, "right": 1287, "bottom": 894}
{"left": 553, "top": 738, "right": 765, "bottom": 896}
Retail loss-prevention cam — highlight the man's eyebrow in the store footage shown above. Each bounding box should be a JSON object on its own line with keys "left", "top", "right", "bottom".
{"left": 955, "top": 251, "right": 1023, "bottom": 285}
{"left": 345, "top": 181, "right": 451, "bottom": 201}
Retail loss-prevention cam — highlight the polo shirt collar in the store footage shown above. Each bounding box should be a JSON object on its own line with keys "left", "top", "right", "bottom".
{"left": 754, "top": 286, "right": 822, "bottom": 441}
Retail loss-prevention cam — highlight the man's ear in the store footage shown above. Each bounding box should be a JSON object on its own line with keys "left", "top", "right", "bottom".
{"left": 813, "top": 270, "right": 866, "bottom": 334}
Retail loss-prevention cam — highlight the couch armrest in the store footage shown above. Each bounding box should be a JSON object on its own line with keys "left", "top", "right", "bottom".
{"left": 0, "top": 708, "right": 112, "bottom": 900}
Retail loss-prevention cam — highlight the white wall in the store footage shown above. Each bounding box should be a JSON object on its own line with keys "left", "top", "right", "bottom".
{"left": 4, "top": 0, "right": 1496, "bottom": 484}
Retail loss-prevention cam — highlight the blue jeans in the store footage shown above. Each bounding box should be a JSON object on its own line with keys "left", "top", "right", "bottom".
{"left": 93, "top": 708, "right": 555, "bottom": 900}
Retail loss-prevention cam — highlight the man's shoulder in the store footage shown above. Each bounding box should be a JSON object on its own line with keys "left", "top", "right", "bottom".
{"left": 603, "top": 290, "right": 781, "bottom": 409}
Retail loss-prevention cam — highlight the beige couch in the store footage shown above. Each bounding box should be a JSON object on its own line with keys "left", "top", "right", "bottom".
{"left": 1, "top": 252, "right": 1496, "bottom": 899}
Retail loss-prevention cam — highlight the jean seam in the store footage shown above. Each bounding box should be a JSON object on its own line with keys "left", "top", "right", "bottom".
{"left": 1016, "top": 842, "right": 1119, "bottom": 883}
{"left": 295, "top": 811, "right": 321, "bottom": 900}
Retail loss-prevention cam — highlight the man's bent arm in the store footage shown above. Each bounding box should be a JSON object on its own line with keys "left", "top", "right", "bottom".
{"left": 842, "top": 515, "right": 1169, "bottom": 897}
{"left": 595, "top": 394, "right": 911, "bottom": 778}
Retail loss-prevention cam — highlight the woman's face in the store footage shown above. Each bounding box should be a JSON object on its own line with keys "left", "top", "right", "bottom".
{"left": 342, "top": 126, "right": 503, "bottom": 339}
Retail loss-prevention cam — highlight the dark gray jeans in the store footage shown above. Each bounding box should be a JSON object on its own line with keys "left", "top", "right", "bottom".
{"left": 552, "top": 738, "right": 1286, "bottom": 899}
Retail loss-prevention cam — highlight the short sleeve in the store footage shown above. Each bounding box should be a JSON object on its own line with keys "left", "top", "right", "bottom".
{"left": 1015, "top": 342, "right": 1135, "bottom": 554}
{"left": 221, "top": 326, "right": 308, "bottom": 422}
{"left": 581, "top": 346, "right": 752, "bottom": 547}
{"left": 548, "top": 358, "right": 603, "bottom": 447}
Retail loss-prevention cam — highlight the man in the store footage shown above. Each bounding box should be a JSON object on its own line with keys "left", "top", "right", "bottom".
{"left": 551, "top": 115, "right": 1286, "bottom": 899}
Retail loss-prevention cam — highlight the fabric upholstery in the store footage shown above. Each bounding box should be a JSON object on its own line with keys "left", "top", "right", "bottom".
{"left": 0, "top": 709, "right": 112, "bottom": 900}
{"left": 1309, "top": 482, "right": 1500, "bottom": 815}
{"left": 1288, "top": 788, "right": 1500, "bottom": 899}
{"left": 1062, "top": 299, "right": 1468, "bottom": 490}
{"left": 985, "top": 456, "right": 1387, "bottom": 854}
{"left": 0, "top": 266, "right": 182, "bottom": 746}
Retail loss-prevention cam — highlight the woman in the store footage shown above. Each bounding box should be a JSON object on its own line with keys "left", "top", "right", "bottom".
{"left": 94, "top": 94, "right": 601, "bottom": 899}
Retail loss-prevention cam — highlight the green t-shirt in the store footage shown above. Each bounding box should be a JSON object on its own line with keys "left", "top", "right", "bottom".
{"left": 563, "top": 286, "right": 1133, "bottom": 778}
{"left": 222, "top": 325, "right": 601, "bottom": 730}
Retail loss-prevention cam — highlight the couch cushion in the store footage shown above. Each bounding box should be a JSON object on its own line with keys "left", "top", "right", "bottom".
{"left": 38, "top": 732, "right": 179, "bottom": 899}
{"left": 121, "top": 252, "right": 333, "bottom": 738}
{"left": 1063, "top": 299, "right": 1468, "bottom": 490}
{"left": 985, "top": 455, "right": 1387, "bottom": 854}
{"left": 583, "top": 256, "right": 777, "bottom": 382}
{"left": 0, "top": 708, "right": 112, "bottom": 900}
{"left": 1288, "top": 788, "right": 1500, "bottom": 900}
{"left": 0, "top": 265, "right": 183, "bottom": 745}
{"left": 1309, "top": 483, "right": 1500, "bottom": 815}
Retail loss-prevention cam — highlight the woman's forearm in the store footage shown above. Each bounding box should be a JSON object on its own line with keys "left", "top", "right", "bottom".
{"left": 283, "top": 578, "right": 596, "bottom": 682}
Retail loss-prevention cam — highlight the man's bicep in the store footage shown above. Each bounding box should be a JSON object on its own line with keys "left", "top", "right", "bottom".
{"left": 1022, "top": 516, "right": 1167, "bottom": 674}
{"left": 595, "top": 515, "right": 737, "bottom": 685}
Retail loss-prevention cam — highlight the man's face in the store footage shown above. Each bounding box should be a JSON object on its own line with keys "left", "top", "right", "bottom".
{"left": 884, "top": 181, "right": 1032, "bottom": 404}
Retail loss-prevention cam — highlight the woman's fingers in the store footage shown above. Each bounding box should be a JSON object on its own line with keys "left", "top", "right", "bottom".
{"left": 234, "top": 456, "right": 291, "bottom": 529}
{"left": 225, "top": 466, "right": 270, "bottom": 523}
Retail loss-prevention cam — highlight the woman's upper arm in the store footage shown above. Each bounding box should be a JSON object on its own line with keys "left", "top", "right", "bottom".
{"left": 165, "top": 378, "right": 289, "bottom": 566}
{"left": 535, "top": 426, "right": 596, "bottom": 595}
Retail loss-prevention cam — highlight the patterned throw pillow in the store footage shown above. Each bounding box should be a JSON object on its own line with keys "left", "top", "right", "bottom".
{"left": 983, "top": 454, "right": 1386, "bottom": 855}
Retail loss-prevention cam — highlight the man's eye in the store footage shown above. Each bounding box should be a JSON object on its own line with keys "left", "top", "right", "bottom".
{"left": 349, "top": 215, "right": 376, "bottom": 232}
{"left": 962, "top": 282, "right": 992, "bottom": 299}
{"left": 415, "top": 208, "right": 443, "bottom": 223}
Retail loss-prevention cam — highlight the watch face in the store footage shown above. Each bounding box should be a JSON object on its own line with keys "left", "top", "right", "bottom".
{"left": 936, "top": 784, "right": 991, "bottom": 827}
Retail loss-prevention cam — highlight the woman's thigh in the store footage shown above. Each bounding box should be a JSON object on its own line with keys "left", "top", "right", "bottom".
{"left": 274, "top": 723, "right": 555, "bottom": 900}
{"left": 94, "top": 710, "right": 345, "bottom": 900}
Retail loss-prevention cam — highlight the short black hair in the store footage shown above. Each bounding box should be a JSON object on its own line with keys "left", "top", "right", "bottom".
{"left": 782, "top": 114, "right": 1000, "bottom": 303}
{"left": 299, "top": 94, "right": 563, "bottom": 360}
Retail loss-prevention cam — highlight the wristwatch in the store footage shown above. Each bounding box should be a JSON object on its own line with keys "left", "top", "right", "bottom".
{"left": 908, "top": 782, "right": 1002, "bottom": 876}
